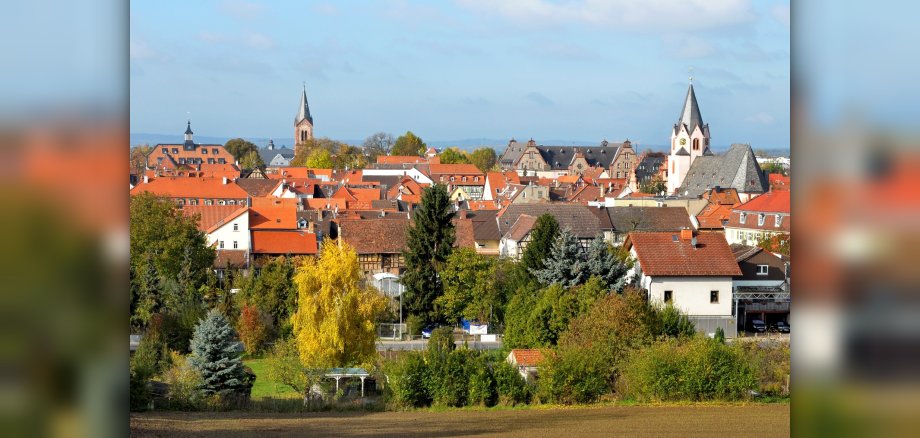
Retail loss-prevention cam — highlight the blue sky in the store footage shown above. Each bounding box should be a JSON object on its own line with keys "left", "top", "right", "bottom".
{"left": 130, "top": 0, "right": 789, "bottom": 149}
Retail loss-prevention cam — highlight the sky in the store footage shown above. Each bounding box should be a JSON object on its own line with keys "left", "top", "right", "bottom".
{"left": 130, "top": 0, "right": 790, "bottom": 149}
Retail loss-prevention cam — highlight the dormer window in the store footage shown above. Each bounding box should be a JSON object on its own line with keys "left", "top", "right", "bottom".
{"left": 775, "top": 215, "right": 782, "bottom": 227}
{"left": 161, "top": 148, "right": 168, "bottom": 154}
{"left": 172, "top": 148, "right": 178, "bottom": 154}
{"left": 212, "top": 148, "right": 219, "bottom": 154}
{"left": 202, "top": 149, "right": 208, "bottom": 154}
{"left": 758, "top": 214, "right": 766, "bottom": 226}
{"left": 298, "top": 218, "right": 307, "bottom": 229}
{"left": 740, "top": 213, "right": 747, "bottom": 224}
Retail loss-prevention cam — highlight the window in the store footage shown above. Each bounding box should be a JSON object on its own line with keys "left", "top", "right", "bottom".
{"left": 775, "top": 215, "right": 782, "bottom": 227}
{"left": 233, "top": 241, "right": 238, "bottom": 249}
{"left": 212, "top": 148, "right": 219, "bottom": 154}
{"left": 208, "top": 158, "right": 215, "bottom": 164}
{"left": 178, "top": 158, "right": 185, "bottom": 164}
{"left": 219, "top": 241, "right": 224, "bottom": 249}
{"left": 693, "top": 139, "right": 700, "bottom": 151}
{"left": 233, "top": 223, "right": 239, "bottom": 231}
{"left": 228, "top": 200, "right": 235, "bottom": 205}
{"left": 664, "top": 290, "right": 673, "bottom": 303}
{"left": 757, "top": 265, "right": 769, "bottom": 276}
{"left": 202, "top": 148, "right": 208, "bottom": 154}
{"left": 205, "top": 200, "right": 213, "bottom": 205}
{"left": 161, "top": 148, "right": 168, "bottom": 154}
{"left": 710, "top": 290, "right": 719, "bottom": 303}
{"left": 172, "top": 148, "right": 178, "bottom": 154}
{"left": 758, "top": 213, "right": 766, "bottom": 226}
{"left": 218, "top": 158, "right": 226, "bottom": 164}
{"left": 740, "top": 213, "right": 747, "bottom": 224}
{"left": 462, "top": 176, "right": 467, "bottom": 182}
{"left": 189, "top": 199, "right": 198, "bottom": 205}
{"left": 218, "top": 200, "right": 226, "bottom": 205}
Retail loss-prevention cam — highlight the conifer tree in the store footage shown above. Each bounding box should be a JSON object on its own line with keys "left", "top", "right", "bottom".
{"left": 402, "top": 183, "right": 455, "bottom": 322}
{"left": 520, "top": 214, "right": 559, "bottom": 274}
{"left": 187, "top": 309, "right": 249, "bottom": 397}
{"left": 585, "top": 236, "right": 629, "bottom": 290}
{"left": 532, "top": 228, "right": 589, "bottom": 287}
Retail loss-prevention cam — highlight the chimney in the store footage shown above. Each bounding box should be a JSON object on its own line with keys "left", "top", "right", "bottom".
{"left": 308, "top": 220, "right": 315, "bottom": 233}
{"left": 222, "top": 176, "right": 228, "bottom": 184}
{"left": 680, "top": 228, "right": 694, "bottom": 241}
{"left": 143, "top": 175, "right": 149, "bottom": 184}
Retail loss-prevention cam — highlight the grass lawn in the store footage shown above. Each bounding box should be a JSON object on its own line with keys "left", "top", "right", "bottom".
{"left": 244, "top": 358, "right": 300, "bottom": 400}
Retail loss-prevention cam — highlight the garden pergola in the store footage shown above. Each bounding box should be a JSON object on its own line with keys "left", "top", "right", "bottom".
{"left": 325, "top": 368, "right": 370, "bottom": 397}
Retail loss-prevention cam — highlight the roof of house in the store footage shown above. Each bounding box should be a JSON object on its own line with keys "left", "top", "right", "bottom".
{"left": 498, "top": 204, "right": 612, "bottom": 239}
{"left": 235, "top": 178, "right": 282, "bottom": 197}
{"left": 695, "top": 203, "right": 735, "bottom": 229}
{"left": 730, "top": 243, "right": 764, "bottom": 262}
{"left": 454, "top": 218, "right": 477, "bottom": 249}
{"left": 677, "top": 143, "right": 768, "bottom": 197}
{"left": 214, "top": 249, "right": 248, "bottom": 268}
{"left": 258, "top": 146, "right": 296, "bottom": 164}
{"left": 508, "top": 349, "right": 545, "bottom": 367}
{"left": 336, "top": 218, "right": 410, "bottom": 254}
{"left": 429, "top": 163, "right": 484, "bottom": 176}
{"left": 626, "top": 231, "right": 741, "bottom": 277}
{"left": 606, "top": 206, "right": 692, "bottom": 232}
{"left": 182, "top": 205, "right": 248, "bottom": 233}
{"left": 734, "top": 190, "right": 790, "bottom": 214}
{"left": 129, "top": 177, "right": 250, "bottom": 199}
{"left": 249, "top": 200, "right": 298, "bottom": 229}
{"left": 376, "top": 155, "right": 428, "bottom": 165}
{"left": 769, "top": 174, "right": 790, "bottom": 191}
{"left": 506, "top": 214, "right": 537, "bottom": 241}
{"left": 251, "top": 230, "right": 317, "bottom": 255}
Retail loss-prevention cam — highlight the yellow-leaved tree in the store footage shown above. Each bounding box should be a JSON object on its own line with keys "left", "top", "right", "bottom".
{"left": 291, "top": 240, "right": 387, "bottom": 369}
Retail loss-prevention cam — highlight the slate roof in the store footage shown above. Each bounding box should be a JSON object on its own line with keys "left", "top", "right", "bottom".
{"left": 497, "top": 204, "right": 612, "bottom": 239}
{"left": 606, "top": 206, "right": 692, "bottom": 233}
{"left": 673, "top": 83, "right": 710, "bottom": 137}
{"left": 258, "top": 146, "right": 295, "bottom": 164}
{"left": 336, "top": 218, "right": 409, "bottom": 254}
{"left": 536, "top": 144, "right": 623, "bottom": 170}
{"left": 295, "top": 85, "right": 313, "bottom": 124}
{"left": 677, "top": 143, "right": 768, "bottom": 197}
{"left": 626, "top": 231, "right": 741, "bottom": 277}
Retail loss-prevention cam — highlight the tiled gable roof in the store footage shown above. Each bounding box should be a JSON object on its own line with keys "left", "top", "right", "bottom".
{"left": 251, "top": 230, "right": 317, "bottom": 255}
{"left": 182, "top": 205, "right": 247, "bottom": 233}
{"left": 235, "top": 178, "right": 282, "bottom": 197}
{"left": 678, "top": 143, "right": 768, "bottom": 197}
{"left": 509, "top": 349, "right": 545, "bottom": 367}
{"left": 129, "top": 177, "right": 250, "bottom": 199}
{"left": 498, "top": 204, "right": 611, "bottom": 239}
{"left": 506, "top": 214, "right": 537, "bottom": 241}
{"left": 336, "top": 218, "right": 410, "bottom": 254}
{"left": 734, "top": 190, "right": 790, "bottom": 214}
{"left": 626, "top": 231, "right": 741, "bottom": 277}
{"left": 606, "top": 206, "right": 692, "bottom": 233}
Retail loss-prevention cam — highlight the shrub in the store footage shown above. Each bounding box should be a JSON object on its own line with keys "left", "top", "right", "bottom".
{"left": 129, "top": 367, "right": 152, "bottom": 411}
{"left": 383, "top": 352, "right": 431, "bottom": 408}
{"left": 237, "top": 304, "right": 272, "bottom": 355}
{"left": 406, "top": 314, "right": 424, "bottom": 337}
{"left": 655, "top": 304, "right": 696, "bottom": 338}
{"left": 467, "top": 354, "right": 497, "bottom": 407}
{"left": 738, "top": 341, "right": 790, "bottom": 396}
{"left": 620, "top": 337, "right": 757, "bottom": 402}
{"left": 493, "top": 360, "right": 530, "bottom": 406}
{"left": 537, "top": 347, "right": 609, "bottom": 404}
{"left": 132, "top": 327, "right": 169, "bottom": 378}
{"left": 162, "top": 351, "right": 203, "bottom": 409}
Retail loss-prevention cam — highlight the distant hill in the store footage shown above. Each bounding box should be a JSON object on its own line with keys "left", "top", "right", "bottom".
{"left": 130, "top": 133, "right": 788, "bottom": 157}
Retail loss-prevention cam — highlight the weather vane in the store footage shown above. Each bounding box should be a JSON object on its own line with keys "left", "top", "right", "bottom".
{"left": 688, "top": 66, "right": 694, "bottom": 83}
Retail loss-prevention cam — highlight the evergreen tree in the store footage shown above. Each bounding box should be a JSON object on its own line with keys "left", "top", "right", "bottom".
{"left": 585, "top": 236, "right": 629, "bottom": 290}
{"left": 132, "top": 255, "right": 162, "bottom": 329}
{"left": 402, "top": 184, "right": 455, "bottom": 322}
{"left": 520, "top": 214, "right": 559, "bottom": 274}
{"left": 532, "top": 228, "right": 589, "bottom": 287}
{"left": 187, "top": 309, "right": 250, "bottom": 397}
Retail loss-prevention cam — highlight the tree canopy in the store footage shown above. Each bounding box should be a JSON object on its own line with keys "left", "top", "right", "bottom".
{"left": 435, "top": 248, "right": 497, "bottom": 324}
{"left": 438, "top": 148, "right": 471, "bottom": 164}
{"left": 519, "top": 214, "right": 559, "bottom": 275}
{"left": 392, "top": 131, "right": 427, "bottom": 156}
{"left": 130, "top": 144, "right": 151, "bottom": 175}
{"left": 469, "top": 147, "right": 497, "bottom": 172}
{"left": 362, "top": 132, "right": 394, "bottom": 161}
{"left": 239, "top": 149, "right": 265, "bottom": 169}
{"left": 401, "top": 183, "right": 455, "bottom": 322}
{"left": 224, "top": 138, "right": 260, "bottom": 162}
{"left": 188, "top": 309, "right": 250, "bottom": 397}
{"left": 291, "top": 241, "right": 387, "bottom": 368}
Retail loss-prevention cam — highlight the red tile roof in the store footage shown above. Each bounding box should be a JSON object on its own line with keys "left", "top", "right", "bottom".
{"left": 251, "top": 230, "right": 317, "bottom": 255}
{"left": 337, "top": 218, "right": 410, "bottom": 254}
{"left": 270, "top": 167, "right": 334, "bottom": 180}
{"left": 249, "top": 200, "right": 298, "bottom": 230}
{"left": 734, "top": 190, "right": 790, "bottom": 214}
{"left": 129, "top": 177, "right": 250, "bottom": 199}
{"left": 182, "top": 205, "right": 248, "bottom": 233}
{"left": 769, "top": 174, "right": 790, "bottom": 191}
{"left": 376, "top": 155, "right": 428, "bottom": 164}
{"left": 506, "top": 214, "right": 537, "bottom": 241}
{"left": 509, "top": 349, "right": 545, "bottom": 367}
{"left": 626, "top": 231, "right": 741, "bottom": 277}
{"left": 429, "top": 163, "right": 484, "bottom": 176}
{"left": 695, "top": 203, "right": 735, "bottom": 229}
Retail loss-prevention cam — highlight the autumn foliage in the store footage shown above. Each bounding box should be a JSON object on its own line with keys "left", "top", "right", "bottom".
{"left": 237, "top": 304, "right": 271, "bottom": 354}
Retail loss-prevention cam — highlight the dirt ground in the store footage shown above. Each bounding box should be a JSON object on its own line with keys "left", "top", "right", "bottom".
{"left": 130, "top": 403, "right": 789, "bottom": 437}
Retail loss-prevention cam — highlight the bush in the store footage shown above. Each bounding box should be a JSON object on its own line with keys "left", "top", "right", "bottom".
{"left": 430, "top": 349, "right": 474, "bottom": 407}
{"left": 537, "top": 348, "right": 609, "bottom": 404}
{"left": 383, "top": 352, "right": 430, "bottom": 408}
{"left": 132, "top": 328, "right": 169, "bottom": 378}
{"left": 129, "top": 367, "right": 152, "bottom": 411}
{"left": 467, "top": 354, "right": 497, "bottom": 407}
{"left": 620, "top": 337, "right": 757, "bottom": 402}
{"left": 406, "top": 314, "right": 424, "bottom": 337}
{"left": 161, "top": 351, "right": 203, "bottom": 409}
{"left": 738, "top": 341, "right": 790, "bottom": 396}
{"left": 493, "top": 360, "right": 530, "bottom": 406}
{"left": 237, "top": 304, "right": 272, "bottom": 355}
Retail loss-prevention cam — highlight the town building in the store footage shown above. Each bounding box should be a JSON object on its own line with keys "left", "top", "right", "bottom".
{"left": 723, "top": 190, "right": 790, "bottom": 246}
{"left": 293, "top": 84, "right": 314, "bottom": 156}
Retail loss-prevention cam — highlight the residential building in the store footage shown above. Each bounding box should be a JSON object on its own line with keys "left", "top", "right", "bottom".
{"left": 335, "top": 218, "right": 409, "bottom": 279}
{"left": 731, "top": 244, "right": 790, "bottom": 331}
{"left": 507, "top": 349, "right": 545, "bottom": 382}
{"left": 723, "top": 190, "right": 790, "bottom": 246}
{"left": 145, "top": 121, "right": 236, "bottom": 170}
{"left": 606, "top": 206, "right": 693, "bottom": 245}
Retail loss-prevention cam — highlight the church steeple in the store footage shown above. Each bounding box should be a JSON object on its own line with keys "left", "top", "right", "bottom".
{"left": 294, "top": 83, "right": 314, "bottom": 148}
{"left": 676, "top": 82, "right": 704, "bottom": 136}
{"left": 183, "top": 120, "right": 195, "bottom": 150}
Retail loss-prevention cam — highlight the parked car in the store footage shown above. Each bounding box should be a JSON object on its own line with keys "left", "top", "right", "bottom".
{"left": 421, "top": 324, "right": 439, "bottom": 339}
{"left": 749, "top": 319, "right": 767, "bottom": 333}
{"left": 770, "top": 321, "right": 790, "bottom": 333}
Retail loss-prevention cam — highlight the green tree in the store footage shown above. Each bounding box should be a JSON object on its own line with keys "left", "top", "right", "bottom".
{"left": 519, "top": 214, "right": 559, "bottom": 274}
{"left": 237, "top": 256, "right": 297, "bottom": 336}
{"left": 756, "top": 233, "right": 790, "bottom": 256}
{"left": 639, "top": 176, "right": 667, "bottom": 195}
{"left": 265, "top": 337, "right": 327, "bottom": 407}
{"left": 533, "top": 228, "right": 589, "bottom": 287}
{"left": 239, "top": 149, "right": 265, "bottom": 169}
{"left": 130, "top": 193, "right": 214, "bottom": 300}
{"left": 469, "top": 147, "right": 497, "bottom": 172}
{"left": 392, "top": 131, "right": 427, "bottom": 156}
{"left": 332, "top": 144, "right": 368, "bottom": 170}
{"left": 436, "top": 248, "right": 496, "bottom": 324}
{"left": 402, "top": 184, "right": 455, "bottom": 322}
{"left": 438, "top": 147, "right": 470, "bottom": 164}
{"left": 291, "top": 241, "right": 388, "bottom": 368}
{"left": 305, "top": 148, "right": 334, "bottom": 169}
{"left": 223, "top": 138, "right": 260, "bottom": 162}
{"left": 362, "top": 132, "right": 394, "bottom": 161}
{"left": 187, "top": 309, "right": 251, "bottom": 398}
{"left": 585, "top": 236, "right": 628, "bottom": 290}
{"left": 130, "top": 144, "right": 152, "bottom": 175}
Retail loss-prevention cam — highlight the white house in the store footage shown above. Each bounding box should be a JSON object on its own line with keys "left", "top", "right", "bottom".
{"left": 182, "top": 204, "right": 251, "bottom": 269}
{"left": 506, "top": 349, "right": 545, "bottom": 382}
{"left": 362, "top": 168, "right": 433, "bottom": 185}
{"left": 625, "top": 229, "right": 741, "bottom": 337}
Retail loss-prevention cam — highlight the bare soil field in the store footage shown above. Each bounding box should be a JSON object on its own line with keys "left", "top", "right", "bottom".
{"left": 130, "top": 403, "right": 789, "bottom": 437}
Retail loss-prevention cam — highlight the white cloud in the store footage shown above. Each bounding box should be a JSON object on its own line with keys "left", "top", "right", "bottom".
{"left": 772, "top": 4, "right": 790, "bottom": 27}
{"left": 456, "top": 0, "right": 755, "bottom": 32}
{"left": 246, "top": 33, "right": 275, "bottom": 50}
{"left": 747, "top": 112, "right": 775, "bottom": 125}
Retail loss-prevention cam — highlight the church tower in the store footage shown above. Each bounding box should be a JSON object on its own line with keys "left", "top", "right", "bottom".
{"left": 667, "top": 79, "right": 711, "bottom": 194}
{"left": 294, "top": 83, "right": 314, "bottom": 154}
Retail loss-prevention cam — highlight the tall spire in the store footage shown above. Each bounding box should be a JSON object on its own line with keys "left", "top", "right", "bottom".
{"left": 677, "top": 82, "right": 704, "bottom": 135}
{"left": 295, "top": 83, "right": 313, "bottom": 125}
